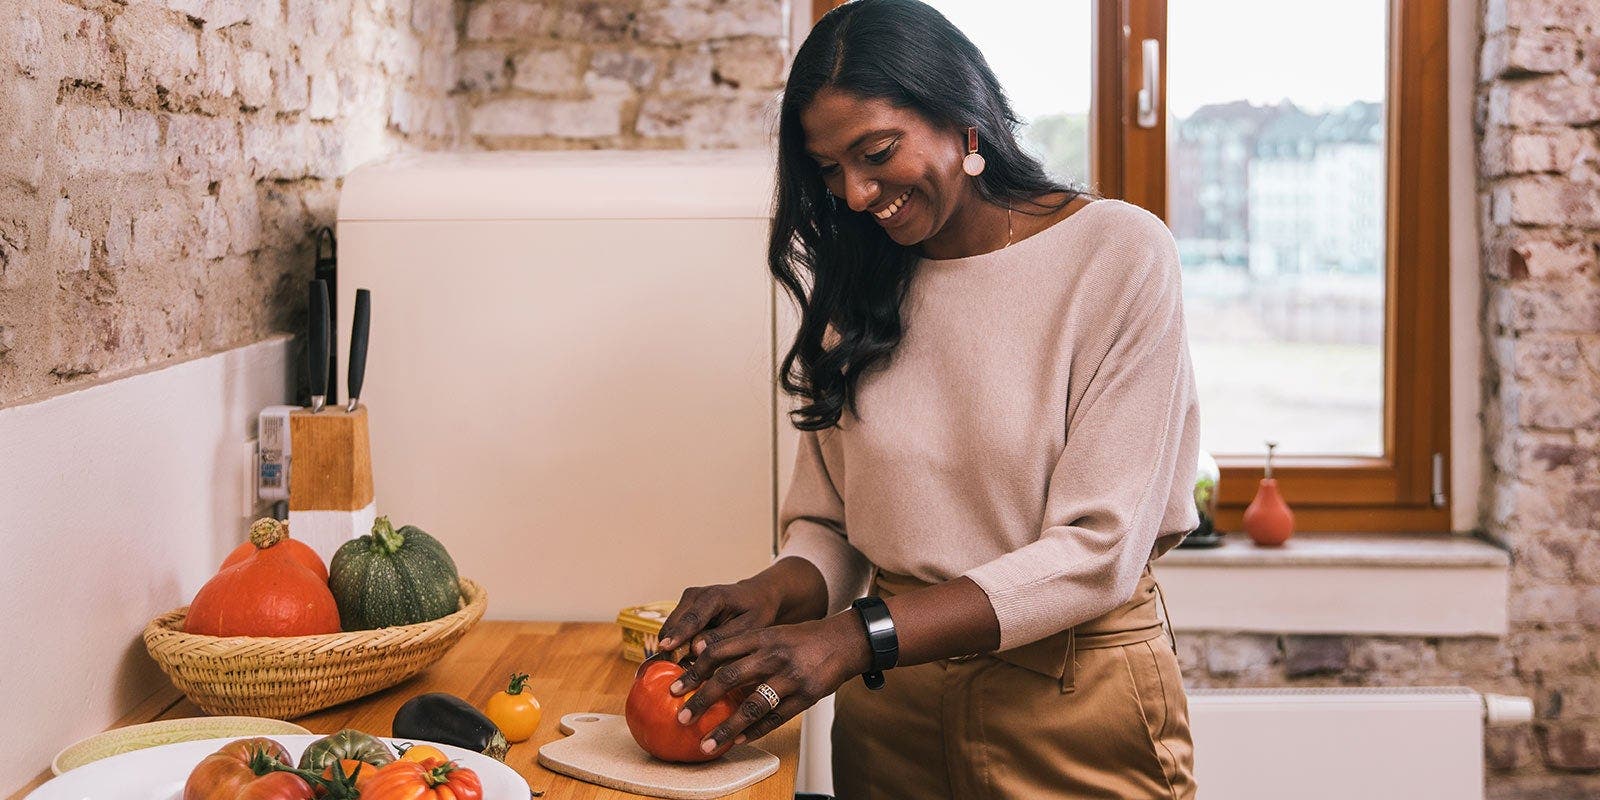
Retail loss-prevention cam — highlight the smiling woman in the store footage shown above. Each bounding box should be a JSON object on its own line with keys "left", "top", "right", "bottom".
{"left": 651, "top": 1, "right": 1202, "bottom": 799}
{"left": 772, "top": 2, "right": 1088, "bottom": 431}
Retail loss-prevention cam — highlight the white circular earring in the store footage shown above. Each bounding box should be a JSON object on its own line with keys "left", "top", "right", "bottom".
{"left": 962, "top": 126, "right": 986, "bottom": 176}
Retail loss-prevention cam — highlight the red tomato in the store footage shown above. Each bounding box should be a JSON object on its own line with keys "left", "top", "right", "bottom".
{"left": 183, "top": 738, "right": 311, "bottom": 800}
{"left": 624, "top": 660, "right": 746, "bottom": 763}
{"left": 363, "top": 759, "right": 483, "bottom": 800}
{"left": 234, "top": 772, "right": 316, "bottom": 800}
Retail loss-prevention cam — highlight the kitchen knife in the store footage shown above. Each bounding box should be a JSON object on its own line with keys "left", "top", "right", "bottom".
{"left": 346, "top": 288, "right": 370, "bottom": 412}
{"left": 309, "top": 279, "right": 330, "bottom": 413}
{"left": 314, "top": 227, "right": 338, "bottom": 406}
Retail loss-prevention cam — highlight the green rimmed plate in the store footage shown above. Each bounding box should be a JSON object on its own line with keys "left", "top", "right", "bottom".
{"left": 50, "top": 717, "right": 311, "bottom": 775}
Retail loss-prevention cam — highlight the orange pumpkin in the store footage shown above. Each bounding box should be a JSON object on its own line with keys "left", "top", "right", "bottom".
{"left": 185, "top": 518, "right": 342, "bottom": 637}
{"left": 221, "top": 520, "right": 327, "bottom": 581}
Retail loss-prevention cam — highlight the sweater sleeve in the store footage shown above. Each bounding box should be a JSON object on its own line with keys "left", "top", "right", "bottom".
{"left": 776, "top": 428, "right": 874, "bottom": 616}
{"left": 960, "top": 219, "right": 1201, "bottom": 651}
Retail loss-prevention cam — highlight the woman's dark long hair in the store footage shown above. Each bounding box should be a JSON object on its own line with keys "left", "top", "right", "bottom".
{"left": 772, "top": 0, "right": 1087, "bottom": 431}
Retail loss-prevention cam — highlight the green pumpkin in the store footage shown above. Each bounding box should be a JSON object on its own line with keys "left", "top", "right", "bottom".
{"left": 330, "top": 516, "right": 461, "bottom": 630}
{"left": 297, "top": 729, "right": 396, "bottom": 772}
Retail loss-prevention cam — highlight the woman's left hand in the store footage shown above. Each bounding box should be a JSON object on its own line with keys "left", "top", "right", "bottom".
{"left": 669, "top": 612, "right": 870, "bottom": 752}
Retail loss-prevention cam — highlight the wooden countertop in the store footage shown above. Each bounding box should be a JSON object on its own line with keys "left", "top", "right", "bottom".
{"left": 11, "top": 622, "right": 801, "bottom": 800}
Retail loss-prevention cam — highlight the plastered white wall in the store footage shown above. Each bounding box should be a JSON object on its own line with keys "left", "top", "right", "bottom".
{"left": 0, "top": 336, "right": 291, "bottom": 794}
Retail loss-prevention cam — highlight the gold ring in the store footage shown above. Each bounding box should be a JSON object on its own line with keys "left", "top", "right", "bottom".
{"left": 754, "top": 682, "right": 781, "bottom": 711}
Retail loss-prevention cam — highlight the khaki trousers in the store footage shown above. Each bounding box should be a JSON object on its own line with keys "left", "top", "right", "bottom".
{"left": 831, "top": 564, "right": 1196, "bottom": 800}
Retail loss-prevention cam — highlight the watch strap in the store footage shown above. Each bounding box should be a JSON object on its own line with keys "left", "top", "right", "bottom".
{"left": 851, "top": 596, "right": 898, "bottom": 690}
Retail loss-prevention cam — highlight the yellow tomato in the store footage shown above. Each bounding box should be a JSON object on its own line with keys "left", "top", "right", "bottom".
{"left": 396, "top": 743, "right": 450, "bottom": 765}
{"left": 485, "top": 672, "right": 543, "bottom": 743}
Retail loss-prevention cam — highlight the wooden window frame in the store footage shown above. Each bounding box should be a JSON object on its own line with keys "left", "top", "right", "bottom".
{"left": 811, "top": 0, "right": 1452, "bottom": 532}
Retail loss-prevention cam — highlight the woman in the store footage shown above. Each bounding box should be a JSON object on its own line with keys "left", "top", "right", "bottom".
{"left": 653, "top": 1, "right": 1201, "bottom": 796}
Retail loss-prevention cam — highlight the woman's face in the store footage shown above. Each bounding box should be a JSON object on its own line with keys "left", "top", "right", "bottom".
{"left": 799, "top": 87, "right": 975, "bottom": 248}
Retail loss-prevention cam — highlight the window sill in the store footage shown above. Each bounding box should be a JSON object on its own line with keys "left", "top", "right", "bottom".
{"left": 1154, "top": 532, "right": 1509, "bottom": 637}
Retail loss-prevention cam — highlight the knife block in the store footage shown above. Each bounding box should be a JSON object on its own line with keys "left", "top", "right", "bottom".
{"left": 288, "top": 405, "right": 376, "bottom": 564}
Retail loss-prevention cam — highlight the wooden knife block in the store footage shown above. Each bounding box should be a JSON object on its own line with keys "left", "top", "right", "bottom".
{"left": 288, "top": 405, "right": 377, "bottom": 563}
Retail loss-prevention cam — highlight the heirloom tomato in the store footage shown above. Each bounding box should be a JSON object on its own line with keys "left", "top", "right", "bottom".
{"left": 183, "top": 738, "right": 315, "bottom": 800}
{"left": 624, "top": 659, "right": 745, "bottom": 763}
{"left": 297, "top": 729, "right": 395, "bottom": 773}
{"left": 233, "top": 772, "right": 318, "bottom": 800}
{"left": 363, "top": 759, "right": 483, "bottom": 800}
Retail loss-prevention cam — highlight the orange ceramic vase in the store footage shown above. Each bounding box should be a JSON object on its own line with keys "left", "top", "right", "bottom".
{"left": 1242, "top": 477, "right": 1294, "bottom": 546}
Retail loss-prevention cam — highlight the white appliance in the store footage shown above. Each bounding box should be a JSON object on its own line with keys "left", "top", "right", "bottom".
{"left": 336, "top": 150, "right": 782, "bottom": 622}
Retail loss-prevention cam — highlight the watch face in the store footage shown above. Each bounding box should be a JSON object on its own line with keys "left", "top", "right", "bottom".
{"left": 863, "top": 670, "right": 885, "bottom": 690}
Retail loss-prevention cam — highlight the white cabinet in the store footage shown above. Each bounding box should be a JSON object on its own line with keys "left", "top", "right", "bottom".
{"left": 336, "top": 150, "right": 780, "bottom": 622}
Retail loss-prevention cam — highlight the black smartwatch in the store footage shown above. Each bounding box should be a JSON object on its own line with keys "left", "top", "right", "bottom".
{"left": 850, "top": 596, "right": 899, "bottom": 690}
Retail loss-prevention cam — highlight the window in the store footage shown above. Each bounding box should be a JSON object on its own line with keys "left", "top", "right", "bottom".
{"left": 810, "top": 0, "right": 1452, "bottom": 532}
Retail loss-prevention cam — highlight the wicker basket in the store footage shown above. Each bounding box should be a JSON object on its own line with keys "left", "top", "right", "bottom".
{"left": 143, "top": 577, "right": 487, "bottom": 719}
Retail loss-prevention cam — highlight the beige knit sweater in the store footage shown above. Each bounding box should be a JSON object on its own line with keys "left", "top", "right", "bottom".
{"left": 776, "top": 198, "right": 1201, "bottom": 651}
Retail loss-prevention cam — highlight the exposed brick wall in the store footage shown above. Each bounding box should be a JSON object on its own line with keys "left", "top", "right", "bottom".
{"left": 456, "top": 0, "right": 787, "bottom": 149}
{"left": 0, "top": 0, "right": 787, "bottom": 406}
{"left": 1476, "top": 0, "right": 1600, "bottom": 793}
{"left": 0, "top": 0, "right": 460, "bottom": 406}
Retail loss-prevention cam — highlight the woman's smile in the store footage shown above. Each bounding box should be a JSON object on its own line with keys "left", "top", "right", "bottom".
{"left": 872, "top": 188, "right": 914, "bottom": 225}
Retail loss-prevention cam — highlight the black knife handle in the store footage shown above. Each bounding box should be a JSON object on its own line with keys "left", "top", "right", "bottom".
{"left": 348, "top": 288, "right": 371, "bottom": 404}
{"left": 309, "top": 280, "right": 330, "bottom": 402}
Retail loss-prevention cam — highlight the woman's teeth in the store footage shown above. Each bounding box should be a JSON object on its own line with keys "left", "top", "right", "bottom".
{"left": 874, "top": 189, "right": 912, "bottom": 221}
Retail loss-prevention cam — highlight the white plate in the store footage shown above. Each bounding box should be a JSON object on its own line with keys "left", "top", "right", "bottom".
{"left": 26, "top": 735, "right": 530, "bottom": 800}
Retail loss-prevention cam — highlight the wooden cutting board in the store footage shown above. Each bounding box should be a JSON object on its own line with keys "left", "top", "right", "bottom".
{"left": 537, "top": 713, "right": 779, "bottom": 800}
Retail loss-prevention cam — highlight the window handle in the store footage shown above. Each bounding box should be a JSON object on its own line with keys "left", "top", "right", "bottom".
{"left": 1137, "top": 38, "right": 1161, "bottom": 129}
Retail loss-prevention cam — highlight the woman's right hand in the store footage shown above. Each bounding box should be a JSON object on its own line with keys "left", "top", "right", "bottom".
{"left": 656, "top": 579, "right": 782, "bottom": 656}
{"left": 656, "top": 557, "right": 829, "bottom": 655}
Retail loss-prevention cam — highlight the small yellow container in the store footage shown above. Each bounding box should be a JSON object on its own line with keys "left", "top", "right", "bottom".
{"left": 616, "top": 600, "right": 680, "bottom": 663}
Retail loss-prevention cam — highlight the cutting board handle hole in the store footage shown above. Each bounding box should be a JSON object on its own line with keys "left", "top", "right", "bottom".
{"left": 574, "top": 715, "right": 601, "bottom": 723}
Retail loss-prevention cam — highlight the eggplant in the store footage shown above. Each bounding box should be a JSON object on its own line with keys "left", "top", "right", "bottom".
{"left": 392, "top": 692, "right": 510, "bottom": 761}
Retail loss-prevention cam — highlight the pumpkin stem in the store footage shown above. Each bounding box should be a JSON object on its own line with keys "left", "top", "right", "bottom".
{"left": 506, "top": 672, "right": 531, "bottom": 694}
{"left": 249, "top": 517, "right": 288, "bottom": 549}
{"left": 371, "top": 515, "right": 406, "bottom": 553}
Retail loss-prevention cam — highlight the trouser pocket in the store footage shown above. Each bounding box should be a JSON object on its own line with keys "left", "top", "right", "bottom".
{"left": 1119, "top": 639, "right": 1198, "bottom": 800}
{"left": 969, "top": 643, "right": 1193, "bottom": 799}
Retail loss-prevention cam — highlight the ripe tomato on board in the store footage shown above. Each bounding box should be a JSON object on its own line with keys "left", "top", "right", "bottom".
{"left": 624, "top": 659, "right": 746, "bottom": 763}
{"left": 183, "top": 738, "right": 314, "bottom": 800}
{"left": 362, "top": 759, "right": 483, "bottom": 800}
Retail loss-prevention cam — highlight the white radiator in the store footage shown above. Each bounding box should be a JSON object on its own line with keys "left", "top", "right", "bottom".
{"left": 1188, "top": 686, "right": 1530, "bottom": 800}
{"left": 796, "top": 686, "right": 1532, "bottom": 798}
